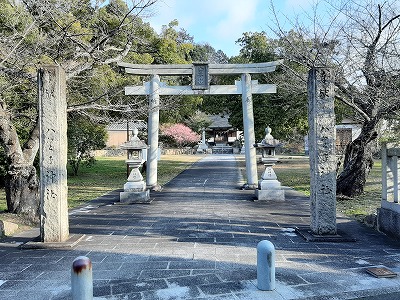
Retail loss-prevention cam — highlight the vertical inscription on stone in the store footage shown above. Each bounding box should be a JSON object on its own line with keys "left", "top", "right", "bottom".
{"left": 308, "top": 68, "right": 337, "bottom": 235}
{"left": 39, "top": 66, "right": 69, "bottom": 243}
{"left": 192, "top": 63, "right": 209, "bottom": 90}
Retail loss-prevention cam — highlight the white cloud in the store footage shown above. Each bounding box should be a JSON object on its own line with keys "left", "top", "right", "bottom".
{"left": 213, "top": 0, "right": 260, "bottom": 40}
{"left": 147, "top": 0, "right": 265, "bottom": 56}
{"left": 147, "top": 0, "right": 178, "bottom": 32}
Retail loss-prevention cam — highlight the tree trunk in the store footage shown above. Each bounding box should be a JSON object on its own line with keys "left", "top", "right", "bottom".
{"left": 5, "top": 164, "right": 39, "bottom": 223}
{"left": 0, "top": 101, "right": 40, "bottom": 223}
{"left": 336, "top": 119, "right": 379, "bottom": 197}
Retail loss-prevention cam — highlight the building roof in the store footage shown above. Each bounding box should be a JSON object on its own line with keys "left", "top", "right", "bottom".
{"left": 107, "top": 120, "right": 147, "bottom": 131}
{"left": 207, "top": 115, "right": 233, "bottom": 130}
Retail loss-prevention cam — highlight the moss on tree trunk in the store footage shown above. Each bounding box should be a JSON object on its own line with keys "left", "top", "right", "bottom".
{"left": 5, "top": 165, "right": 40, "bottom": 223}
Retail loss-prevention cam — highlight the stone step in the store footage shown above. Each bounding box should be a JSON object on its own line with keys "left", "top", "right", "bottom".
{"left": 212, "top": 145, "right": 233, "bottom": 154}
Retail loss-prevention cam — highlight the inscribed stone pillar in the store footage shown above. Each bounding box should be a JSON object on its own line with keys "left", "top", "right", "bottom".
{"left": 146, "top": 74, "right": 160, "bottom": 190}
{"left": 307, "top": 68, "right": 337, "bottom": 235}
{"left": 241, "top": 73, "right": 258, "bottom": 187}
{"left": 38, "top": 66, "right": 69, "bottom": 242}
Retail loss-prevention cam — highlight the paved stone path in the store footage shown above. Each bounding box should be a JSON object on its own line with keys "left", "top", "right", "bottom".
{"left": 1, "top": 155, "right": 400, "bottom": 299}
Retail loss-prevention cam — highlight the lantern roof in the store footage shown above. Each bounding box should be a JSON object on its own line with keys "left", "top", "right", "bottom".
{"left": 120, "top": 128, "right": 147, "bottom": 150}
{"left": 255, "top": 126, "right": 279, "bottom": 148}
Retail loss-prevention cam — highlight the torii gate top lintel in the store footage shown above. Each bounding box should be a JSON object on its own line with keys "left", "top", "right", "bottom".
{"left": 118, "top": 60, "right": 283, "bottom": 76}
{"left": 119, "top": 60, "right": 283, "bottom": 95}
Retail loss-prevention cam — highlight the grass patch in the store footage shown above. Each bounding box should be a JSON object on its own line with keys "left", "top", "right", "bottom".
{"left": 67, "top": 156, "right": 127, "bottom": 208}
{"left": 236, "top": 155, "right": 311, "bottom": 195}
{"left": 0, "top": 191, "right": 5, "bottom": 212}
{"left": 336, "top": 161, "right": 382, "bottom": 220}
{"left": 0, "top": 154, "right": 203, "bottom": 213}
{"left": 274, "top": 157, "right": 311, "bottom": 196}
{"left": 237, "top": 154, "right": 383, "bottom": 220}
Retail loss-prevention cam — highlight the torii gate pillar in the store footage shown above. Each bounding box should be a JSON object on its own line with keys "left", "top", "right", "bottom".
{"left": 241, "top": 73, "right": 258, "bottom": 187}
{"left": 147, "top": 75, "right": 161, "bottom": 190}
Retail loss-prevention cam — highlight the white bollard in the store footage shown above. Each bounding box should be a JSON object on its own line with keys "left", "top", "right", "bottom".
{"left": 257, "top": 240, "right": 275, "bottom": 291}
{"left": 71, "top": 256, "right": 93, "bottom": 300}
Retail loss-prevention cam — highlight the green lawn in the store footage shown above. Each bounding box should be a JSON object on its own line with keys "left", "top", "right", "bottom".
{"left": 0, "top": 191, "right": 5, "bottom": 212}
{"left": 274, "top": 157, "right": 311, "bottom": 196}
{"left": 0, "top": 154, "right": 203, "bottom": 212}
{"left": 67, "top": 156, "right": 127, "bottom": 208}
{"left": 240, "top": 155, "right": 383, "bottom": 220}
{"left": 337, "top": 160, "right": 382, "bottom": 218}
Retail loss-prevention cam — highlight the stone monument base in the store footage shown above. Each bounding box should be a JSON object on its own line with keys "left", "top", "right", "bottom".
{"left": 258, "top": 179, "right": 281, "bottom": 190}
{"left": 197, "top": 143, "right": 208, "bottom": 153}
{"left": 124, "top": 181, "right": 145, "bottom": 191}
{"left": 377, "top": 202, "right": 400, "bottom": 239}
{"left": 255, "top": 189, "right": 285, "bottom": 201}
{"left": 119, "top": 190, "right": 151, "bottom": 204}
{"left": 21, "top": 233, "right": 85, "bottom": 249}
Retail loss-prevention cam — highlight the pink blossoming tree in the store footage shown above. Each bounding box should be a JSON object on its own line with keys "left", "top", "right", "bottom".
{"left": 161, "top": 123, "right": 200, "bottom": 148}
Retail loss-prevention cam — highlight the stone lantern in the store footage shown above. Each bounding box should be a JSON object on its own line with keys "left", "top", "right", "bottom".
{"left": 119, "top": 128, "right": 151, "bottom": 203}
{"left": 196, "top": 128, "right": 208, "bottom": 153}
{"left": 254, "top": 126, "right": 285, "bottom": 201}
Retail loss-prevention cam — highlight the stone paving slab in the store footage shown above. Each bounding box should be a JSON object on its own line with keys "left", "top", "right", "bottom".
{"left": 1, "top": 155, "right": 400, "bottom": 299}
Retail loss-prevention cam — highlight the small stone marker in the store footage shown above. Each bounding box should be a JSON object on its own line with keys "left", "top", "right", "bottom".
{"left": 197, "top": 129, "right": 208, "bottom": 153}
{"left": 0, "top": 220, "right": 19, "bottom": 236}
{"left": 366, "top": 267, "right": 397, "bottom": 278}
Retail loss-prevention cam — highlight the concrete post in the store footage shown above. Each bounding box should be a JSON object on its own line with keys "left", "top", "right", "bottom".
{"left": 393, "top": 155, "right": 399, "bottom": 203}
{"left": 38, "top": 66, "right": 69, "bottom": 243}
{"left": 146, "top": 74, "right": 160, "bottom": 190}
{"left": 307, "top": 68, "right": 337, "bottom": 235}
{"left": 257, "top": 240, "right": 275, "bottom": 291}
{"left": 383, "top": 146, "right": 400, "bottom": 203}
{"left": 241, "top": 73, "right": 258, "bottom": 187}
{"left": 382, "top": 143, "right": 388, "bottom": 201}
{"left": 71, "top": 256, "right": 93, "bottom": 300}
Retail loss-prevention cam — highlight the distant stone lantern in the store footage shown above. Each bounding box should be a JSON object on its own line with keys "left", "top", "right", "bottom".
{"left": 119, "top": 128, "right": 151, "bottom": 203}
{"left": 254, "top": 126, "right": 285, "bottom": 201}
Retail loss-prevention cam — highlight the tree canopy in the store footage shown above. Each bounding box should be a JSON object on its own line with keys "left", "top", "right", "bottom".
{"left": 0, "top": 0, "right": 160, "bottom": 220}
{"left": 199, "top": 31, "right": 309, "bottom": 144}
{"left": 67, "top": 118, "right": 108, "bottom": 176}
{"left": 271, "top": 0, "right": 400, "bottom": 196}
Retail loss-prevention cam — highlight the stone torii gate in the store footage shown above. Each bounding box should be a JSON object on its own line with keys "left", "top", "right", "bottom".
{"left": 32, "top": 63, "right": 336, "bottom": 245}
{"left": 118, "top": 61, "right": 283, "bottom": 190}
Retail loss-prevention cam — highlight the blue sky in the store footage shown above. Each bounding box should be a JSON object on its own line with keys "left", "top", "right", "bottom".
{"left": 147, "top": 0, "right": 317, "bottom": 57}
